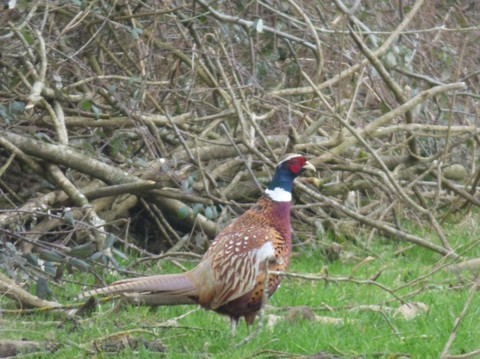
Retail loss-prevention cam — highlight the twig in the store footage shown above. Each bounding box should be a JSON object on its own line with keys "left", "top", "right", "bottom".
{"left": 302, "top": 71, "right": 455, "bottom": 252}
{"left": 0, "top": 272, "right": 61, "bottom": 309}
{"left": 445, "top": 349, "right": 480, "bottom": 359}
{"left": 347, "top": 22, "right": 417, "bottom": 156}
{"left": 82, "top": 181, "right": 155, "bottom": 200}
{"left": 216, "top": 37, "right": 278, "bottom": 162}
{"left": 269, "top": 270, "right": 406, "bottom": 304}
{"left": 284, "top": 0, "right": 323, "bottom": 79}
{"left": 140, "top": 198, "right": 174, "bottom": 247}
{"left": 440, "top": 279, "right": 480, "bottom": 358}
{"left": 220, "top": 124, "right": 264, "bottom": 192}
{"left": 296, "top": 182, "right": 457, "bottom": 258}
{"left": 46, "top": 164, "right": 107, "bottom": 251}
{"left": 196, "top": 0, "right": 317, "bottom": 51}
{"left": 270, "top": 0, "right": 427, "bottom": 97}
{"left": 25, "top": 28, "right": 47, "bottom": 110}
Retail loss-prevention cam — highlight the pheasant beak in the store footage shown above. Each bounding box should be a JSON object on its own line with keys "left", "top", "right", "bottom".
{"left": 303, "top": 161, "right": 316, "bottom": 173}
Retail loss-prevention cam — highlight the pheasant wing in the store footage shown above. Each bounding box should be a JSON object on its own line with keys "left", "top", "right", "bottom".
{"left": 206, "top": 225, "right": 280, "bottom": 309}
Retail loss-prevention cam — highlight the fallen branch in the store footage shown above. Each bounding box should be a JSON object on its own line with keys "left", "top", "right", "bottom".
{"left": 0, "top": 339, "right": 58, "bottom": 357}
{"left": 0, "top": 272, "right": 61, "bottom": 309}
{"left": 0, "top": 131, "right": 218, "bottom": 238}
{"left": 444, "top": 259, "right": 480, "bottom": 274}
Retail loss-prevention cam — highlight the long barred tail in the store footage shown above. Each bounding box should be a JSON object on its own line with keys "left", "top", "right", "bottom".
{"left": 79, "top": 273, "right": 198, "bottom": 306}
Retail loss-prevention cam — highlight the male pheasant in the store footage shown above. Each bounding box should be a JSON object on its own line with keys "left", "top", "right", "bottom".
{"left": 82, "top": 154, "right": 315, "bottom": 331}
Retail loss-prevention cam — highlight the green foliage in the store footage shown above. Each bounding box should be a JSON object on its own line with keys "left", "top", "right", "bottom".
{"left": 255, "top": 61, "right": 269, "bottom": 79}
{"left": 0, "top": 101, "right": 26, "bottom": 125}
{"left": 178, "top": 203, "right": 221, "bottom": 221}
{"left": 21, "top": 30, "right": 34, "bottom": 45}
{"left": 177, "top": 205, "right": 191, "bottom": 220}
{"left": 204, "top": 205, "right": 218, "bottom": 220}
{"left": 80, "top": 100, "right": 100, "bottom": 120}
{"left": 130, "top": 28, "right": 143, "bottom": 40}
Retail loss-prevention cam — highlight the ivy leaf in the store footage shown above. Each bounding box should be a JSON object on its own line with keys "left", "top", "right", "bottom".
{"left": 70, "top": 242, "right": 95, "bottom": 258}
{"left": 384, "top": 51, "right": 397, "bottom": 69}
{"left": 89, "top": 252, "right": 104, "bottom": 264}
{"left": 105, "top": 233, "right": 116, "bottom": 248}
{"left": 81, "top": 100, "right": 92, "bottom": 111}
{"left": 177, "top": 206, "right": 191, "bottom": 220}
{"left": 36, "top": 277, "right": 52, "bottom": 299}
{"left": 380, "top": 101, "right": 390, "bottom": 114}
{"left": 38, "top": 249, "right": 64, "bottom": 263}
{"left": 130, "top": 28, "right": 143, "bottom": 40}
{"left": 112, "top": 248, "right": 129, "bottom": 261}
{"left": 107, "top": 255, "right": 121, "bottom": 269}
{"left": 63, "top": 209, "right": 75, "bottom": 226}
{"left": 128, "top": 76, "right": 140, "bottom": 85}
{"left": 24, "top": 253, "right": 39, "bottom": 266}
{"left": 69, "top": 258, "right": 90, "bottom": 271}
{"left": 10, "top": 101, "right": 26, "bottom": 114}
{"left": 0, "top": 105, "right": 9, "bottom": 125}
{"left": 192, "top": 203, "right": 204, "bottom": 215}
{"left": 42, "top": 261, "right": 57, "bottom": 276}
{"left": 204, "top": 206, "right": 218, "bottom": 220}
{"left": 92, "top": 104, "right": 101, "bottom": 120}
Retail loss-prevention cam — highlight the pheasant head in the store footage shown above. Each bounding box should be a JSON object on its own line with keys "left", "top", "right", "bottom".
{"left": 265, "top": 154, "right": 315, "bottom": 202}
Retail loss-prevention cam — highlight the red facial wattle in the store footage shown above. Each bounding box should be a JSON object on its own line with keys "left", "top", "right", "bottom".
{"left": 288, "top": 157, "right": 306, "bottom": 174}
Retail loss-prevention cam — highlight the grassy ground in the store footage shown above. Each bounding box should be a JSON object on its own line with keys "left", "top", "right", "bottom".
{"left": 2, "top": 220, "right": 480, "bottom": 358}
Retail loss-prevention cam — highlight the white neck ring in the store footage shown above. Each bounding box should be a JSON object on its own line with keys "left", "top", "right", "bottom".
{"left": 265, "top": 187, "right": 292, "bottom": 202}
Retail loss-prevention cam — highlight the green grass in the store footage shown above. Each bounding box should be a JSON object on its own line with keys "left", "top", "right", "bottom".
{"left": 2, "top": 224, "right": 480, "bottom": 358}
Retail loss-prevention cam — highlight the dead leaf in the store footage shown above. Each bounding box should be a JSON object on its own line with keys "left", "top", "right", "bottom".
{"left": 394, "top": 302, "right": 429, "bottom": 320}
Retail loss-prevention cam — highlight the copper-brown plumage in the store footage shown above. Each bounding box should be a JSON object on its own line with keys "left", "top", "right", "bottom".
{"left": 81, "top": 154, "right": 315, "bottom": 331}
